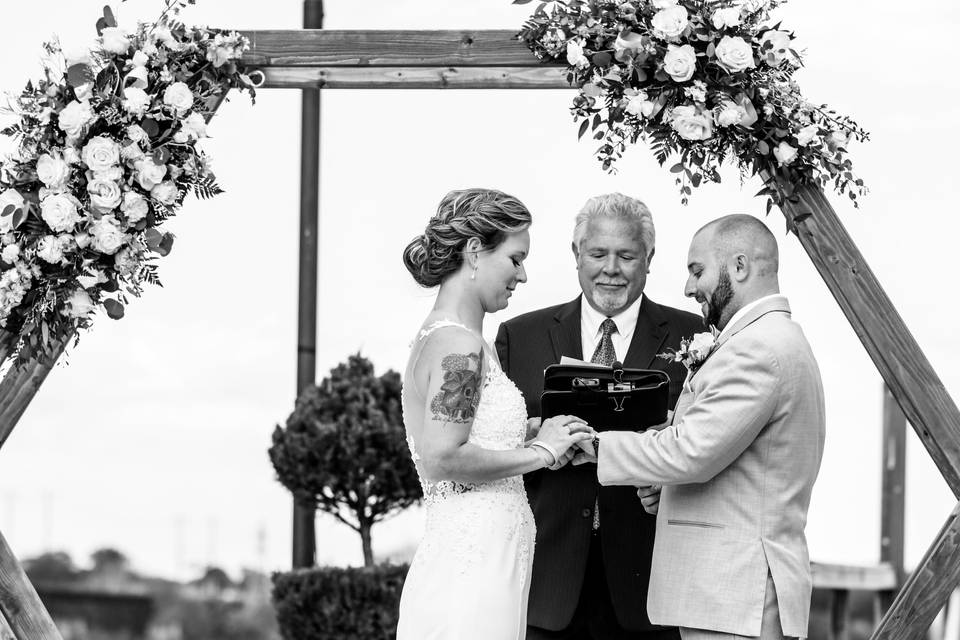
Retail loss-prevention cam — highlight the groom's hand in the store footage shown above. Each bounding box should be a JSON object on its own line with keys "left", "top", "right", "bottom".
{"left": 637, "top": 485, "right": 662, "bottom": 515}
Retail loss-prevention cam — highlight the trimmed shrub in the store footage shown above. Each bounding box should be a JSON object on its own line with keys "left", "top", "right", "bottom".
{"left": 272, "top": 564, "right": 408, "bottom": 640}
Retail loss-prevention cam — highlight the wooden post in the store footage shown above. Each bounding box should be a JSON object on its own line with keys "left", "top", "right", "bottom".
{"left": 778, "top": 184, "right": 960, "bottom": 498}
{"left": 830, "top": 589, "right": 850, "bottom": 640}
{"left": 880, "top": 385, "right": 907, "bottom": 612}
{"left": 870, "top": 502, "right": 960, "bottom": 640}
{"left": 291, "top": 0, "right": 323, "bottom": 570}
{"left": 0, "top": 529, "right": 61, "bottom": 640}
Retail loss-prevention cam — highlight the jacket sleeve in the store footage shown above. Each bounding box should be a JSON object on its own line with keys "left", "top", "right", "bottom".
{"left": 494, "top": 322, "right": 510, "bottom": 373}
{"left": 597, "top": 336, "right": 781, "bottom": 486}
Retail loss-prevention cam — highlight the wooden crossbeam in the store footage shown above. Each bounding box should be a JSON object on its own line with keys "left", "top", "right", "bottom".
{"left": 780, "top": 184, "right": 960, "bottom": 498}
{"left": 871, "top": 502, "right": 960, "bottom": 639}
{"left": 239, "top": 30, "right": 569, "bottom": 89}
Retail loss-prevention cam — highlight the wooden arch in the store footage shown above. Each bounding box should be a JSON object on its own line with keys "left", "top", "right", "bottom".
{"left": 0, "top": 28, "right": 957, "bottom": 640}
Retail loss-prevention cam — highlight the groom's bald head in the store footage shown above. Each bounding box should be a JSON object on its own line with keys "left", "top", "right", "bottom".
{"left": 685, "top": 215, "right": 780, "bottom": 330}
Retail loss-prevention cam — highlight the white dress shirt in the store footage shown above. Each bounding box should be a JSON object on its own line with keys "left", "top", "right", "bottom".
{"left": 580, "top": 294, "right": 643, "bottom": 363}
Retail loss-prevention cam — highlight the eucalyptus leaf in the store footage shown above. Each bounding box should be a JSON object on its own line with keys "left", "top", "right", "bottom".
{"left": 104, "top": 298, "right": 125, "bottom": 320}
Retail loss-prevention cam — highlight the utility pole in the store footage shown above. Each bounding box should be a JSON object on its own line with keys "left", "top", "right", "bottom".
{"left": 292, "top": 0, "right": 323, "bottom": 569}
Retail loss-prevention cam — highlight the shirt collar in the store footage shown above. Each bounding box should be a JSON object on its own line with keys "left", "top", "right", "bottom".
{"left": 718, "top": 293, "right": 788, "bottom": 340}
{"left": 580, "top": 293, "right": 644, "bottom": 338}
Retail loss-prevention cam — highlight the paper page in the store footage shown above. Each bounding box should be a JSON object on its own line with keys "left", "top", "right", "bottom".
{"left": 559, "top": 356, "right": 606, "bottom": 368}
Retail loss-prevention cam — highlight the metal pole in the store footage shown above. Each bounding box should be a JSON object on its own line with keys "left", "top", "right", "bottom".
{"left": 292, "top": 0, "right": 324, "bottom": 569}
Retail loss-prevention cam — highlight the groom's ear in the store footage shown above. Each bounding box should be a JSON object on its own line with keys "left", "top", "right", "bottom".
{"left": 732, "top": 253, "right": 750, "bottom": 281}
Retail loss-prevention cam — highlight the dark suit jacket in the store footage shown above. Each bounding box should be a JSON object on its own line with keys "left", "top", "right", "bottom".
{"left": 495, "top": 295, "right": 703, "bottom": 632}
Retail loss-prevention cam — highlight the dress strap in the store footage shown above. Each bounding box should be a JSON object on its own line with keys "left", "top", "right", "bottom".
{"left": 416, "top": 319, "right": 471, "bottom": 342}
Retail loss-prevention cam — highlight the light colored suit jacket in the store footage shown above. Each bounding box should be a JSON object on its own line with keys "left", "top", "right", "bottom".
{"left": 597, "top": 296, "right": 825, "bottom": 637}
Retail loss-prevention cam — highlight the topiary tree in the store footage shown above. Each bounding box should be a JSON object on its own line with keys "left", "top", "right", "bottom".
{"left": 269, "top": 354, "right": 421, "bottom": 567}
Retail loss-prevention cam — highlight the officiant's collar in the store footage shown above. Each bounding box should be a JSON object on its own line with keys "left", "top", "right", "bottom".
{"left": 580, "top": 293, "right": 644, "bottom": 340}
{"left": 718, "top": 293, "right": 788, "bottom": 340}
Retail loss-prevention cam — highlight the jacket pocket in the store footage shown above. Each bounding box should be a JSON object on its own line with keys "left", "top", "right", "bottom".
{"left": 667, "top": 519, "right": 725, "bottom": 529}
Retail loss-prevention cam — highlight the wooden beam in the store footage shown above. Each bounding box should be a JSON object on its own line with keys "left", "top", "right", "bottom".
{"left": 0, "top": 337, "right": 68, "bottom": 452}
{"left": 780, "top": 184, "right": 960, "bottom": 497}
{"left": 0, "top": 529, "right": 61, "bottom": 640}
{"left": 871, "top": 502, "right": 960, "bottom": 640}
{"left": 255, "top": 65, "right": 569, "bottom": 89}
{"left": 240, "top": 30, "right": 556, "bottom": 68}
{"left": 811, "top": 562, "right": 898, "bottom": 591}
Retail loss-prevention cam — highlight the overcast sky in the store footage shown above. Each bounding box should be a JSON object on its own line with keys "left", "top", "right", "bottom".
{"left": 0, "top": 0, "right": 957, "bottom": 581}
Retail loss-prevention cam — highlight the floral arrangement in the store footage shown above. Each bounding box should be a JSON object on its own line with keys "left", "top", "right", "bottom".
{"left": 0, "top": 0, "right": 255, "bottom": 364}
{"left": 659, "top": 328, "right": 718, "bottom": 373}
{"left": 517, "top": 0, "right": 868, "bottom": 209}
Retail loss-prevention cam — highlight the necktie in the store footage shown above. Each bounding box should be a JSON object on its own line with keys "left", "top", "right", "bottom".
{"left": 589, "top": 317, "right": 617, "bottom": 529}
{"left": 591, "top": 318, "right": 618, "bottom": 366}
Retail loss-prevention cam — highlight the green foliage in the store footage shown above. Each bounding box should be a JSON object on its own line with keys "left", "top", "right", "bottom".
{"left": 272, "top": 565, "right": 408, "bottom": 640}
{"left": 269, "top": 354, "right": 422, "bottom": 564}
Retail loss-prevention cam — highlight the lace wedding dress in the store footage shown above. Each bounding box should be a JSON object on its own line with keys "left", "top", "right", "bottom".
{"left": 396, "top": 320, "right": 536, "bottom": 640}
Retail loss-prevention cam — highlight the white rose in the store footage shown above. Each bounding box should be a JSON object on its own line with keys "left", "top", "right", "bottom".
{"left": 773, "top": 141, "right": 798, "bottom": 166}
{"left": 36, "top": 153, "right": 71, "bottom": 189}
{"left": 121, "top": 191, "right": 149, "bottom": 223}
{"left": 63, "top": 45, "right": 93, "bottom": 68}
{"left": 173, "top": 112, "right": 207, "bottom": 143}
{"left": 151, "top": 181, "right": 179, "bottom": 205}
{"left": 88, "top": 178, "right": 123, "bottom": 212}
{"left": 566, "top": 40, "right": 590, "bottom": 68}
{"left": 671, "top": 105, "right": 714, "bottom": 141}
{"left": 652, "top": 0, "right": 678, "bottom": 7}
{"left": 131, "top": 50, "right": 150, "bottom": 67}
{"left": 40, "top": 193, "right": 82, "bottom": 232}
{"left": 711, "top": 7, "right": 742, "bottom": 29}
{"left": 715, "top": 104, "right": 744, "bottom": 127}
{"left": 63, "top": 288, "right": 95, "bottom": 318}
{"left": 714, "top": 36, "right": 755, "bottom": 74}
{"left": 100, "top": 27, "right": 131, "bottom": 55}
{"left": 122, "top": 87, "right": 151, "bottom": 116}
{"left": 625, "top": 93, "right": 654, "bottom": 118}
{"left": 0, "top": 190, "right": 24, "bottom": 234}
{"left": 126, "top": 124, "right": 149, "bottom": 144}
{"left": 57, "top": 100, "right": 94, "bottom": 138}
{"left": 796, "top": 124, "right": 820, "bottom": 147}
{"left": 114, "top": 247, "right": 140, "bottom": 276}
{"left": 688, "top": 332, "right": 716, "bottom": 359}
{"left": 759, "top": 30, "right": 792, "bottom": 66}
{"left": 663, "top": 44, "right": 697, "bottom": 83}
{"left": 2, "top": 244, "right": 19, "bottom": 263}
{"left": 163, "top": 82, "right": 194, "bottom": 115}
{"left": 82, "top": 136, "right": 121, "bottom": 174}
{"left": 651, "top": 6, "right": 689, "bottom": 40}
{"left": 89, "top": 215, "right": 127, "bottom": 255}
{"left": 134, "top": 159, "right": 167, "bottom": 190}
{"left": 37, "top": 235, "right": 66, "bottom": 264}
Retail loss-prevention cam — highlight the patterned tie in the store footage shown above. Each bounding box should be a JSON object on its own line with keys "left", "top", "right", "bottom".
{"left": 591, "top": 318, "right": 618, "bottom": 366}
{"left": 589, "top": 318, "right": 617, "bottom": 530}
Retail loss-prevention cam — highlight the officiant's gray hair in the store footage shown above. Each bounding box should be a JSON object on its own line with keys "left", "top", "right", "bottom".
{"left": 573, "top": 193, "right": 655, "bottom": 257}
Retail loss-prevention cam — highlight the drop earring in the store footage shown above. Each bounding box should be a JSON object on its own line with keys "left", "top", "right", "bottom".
{"left": 471, "top": 265, "right": 478, "bottom": 280}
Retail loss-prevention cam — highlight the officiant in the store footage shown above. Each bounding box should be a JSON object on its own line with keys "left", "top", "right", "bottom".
{"left": 495, "top": 193, "right": 701, "bottom": 640}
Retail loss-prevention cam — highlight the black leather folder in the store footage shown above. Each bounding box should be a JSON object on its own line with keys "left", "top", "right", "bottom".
{"left": 540, "top": 362, "right": 669, "bottom": 431}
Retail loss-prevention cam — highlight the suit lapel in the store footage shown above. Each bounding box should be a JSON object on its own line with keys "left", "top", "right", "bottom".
{"left": 623, "top": 296, "right": 668, "bottom": 369}
{"left": 549, "top": 297, "right": 583, "bottom": 362}
{"left": 715, "top": 296, "right": 791, "bottom": 350}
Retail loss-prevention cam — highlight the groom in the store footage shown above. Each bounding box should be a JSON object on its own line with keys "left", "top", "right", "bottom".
{"left": 596, "top": 214, "right": 826, "bottom": 639}
{"left": 495, "top": 193, "right": 701, "bottom": 639}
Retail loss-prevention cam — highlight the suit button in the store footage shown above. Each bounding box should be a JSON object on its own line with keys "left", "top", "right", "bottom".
{"left": 581, "top": 508, "right": 592, "bottom": 518}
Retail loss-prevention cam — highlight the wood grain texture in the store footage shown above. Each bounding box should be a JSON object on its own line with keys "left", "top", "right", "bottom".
{"left": 240, "top": 30, "right": 557, "bottom": 68}
{"left": 255, "top": 65, "right": 570, "bottom": 89}
{"left": 811, "top": 562, "right": 898, "bottom": 591}
{"left": 870, "top": 502, "right": 960, "bottom": 640}
{"left": 0, "top": 530, "right": 61, "bottom": 640}
{"left": 779, "top": 184, "right": 960, "bottom": 498}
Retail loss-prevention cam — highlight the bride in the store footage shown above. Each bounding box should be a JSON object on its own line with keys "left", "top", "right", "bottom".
{"left": 397, "top": 188, "right": 591, "bottom": 639}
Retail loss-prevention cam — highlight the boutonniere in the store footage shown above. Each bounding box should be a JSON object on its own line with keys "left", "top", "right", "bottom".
{"left": 658, "top": 327, "right": 720, "bottom": 373}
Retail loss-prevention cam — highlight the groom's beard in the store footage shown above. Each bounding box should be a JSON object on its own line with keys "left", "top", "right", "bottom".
{"left": 704, "top": 267, "right": 734, "bottom": 328}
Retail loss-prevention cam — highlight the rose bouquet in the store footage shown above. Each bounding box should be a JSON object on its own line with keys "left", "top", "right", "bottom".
{"left": 517, "top": 0, "right": 868, "bottom": 209}
{"left": 0, "top": 1, "right": 255, "bottom": 364}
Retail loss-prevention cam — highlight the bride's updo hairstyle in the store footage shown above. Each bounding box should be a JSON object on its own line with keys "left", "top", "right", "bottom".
{"left": 403, "top": 188, "right": 531, "bottom": 288}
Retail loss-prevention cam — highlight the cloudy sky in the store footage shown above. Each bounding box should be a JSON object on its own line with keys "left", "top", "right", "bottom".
{"left": 0, "top": 0, "right": 957, "bottom": 581}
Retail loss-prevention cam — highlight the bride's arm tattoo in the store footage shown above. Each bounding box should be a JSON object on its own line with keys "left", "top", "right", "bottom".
{"left": 430, "top": 352, "right": 483, "bottom": 424}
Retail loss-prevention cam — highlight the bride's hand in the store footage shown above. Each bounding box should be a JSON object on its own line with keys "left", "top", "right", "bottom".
{"left": 525, "top": 417, "right": 542, "bottom": 440}
{"left": 535, "top": 415, "right": 595, "bottom": 469}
